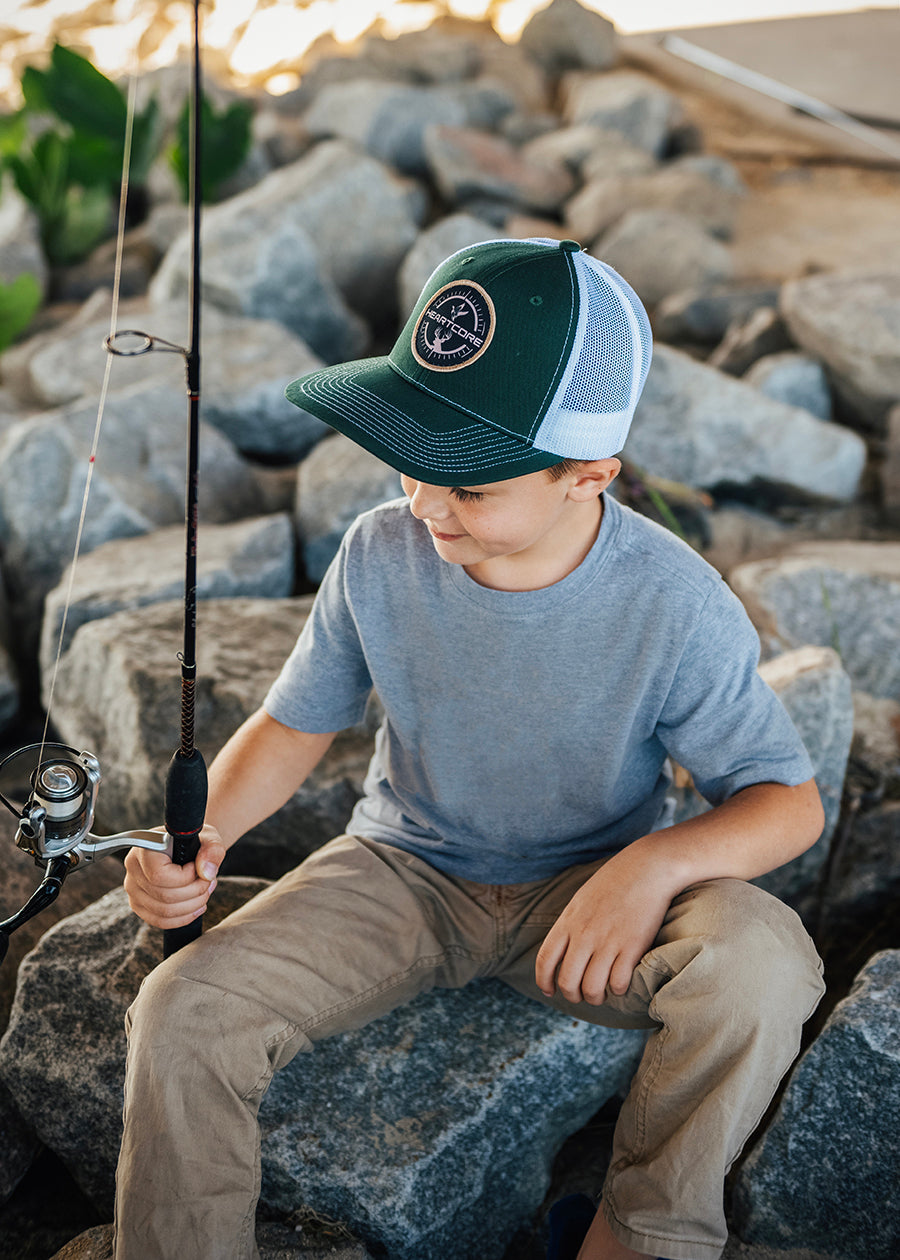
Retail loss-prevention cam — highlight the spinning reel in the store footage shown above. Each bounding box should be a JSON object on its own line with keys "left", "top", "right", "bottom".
{"left": 0, "top": 742, "right": 171, "bottom": 962}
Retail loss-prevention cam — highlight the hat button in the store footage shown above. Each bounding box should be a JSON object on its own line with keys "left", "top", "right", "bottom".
{"left": 560, "top": 239, "right": 581, "bottom": 253}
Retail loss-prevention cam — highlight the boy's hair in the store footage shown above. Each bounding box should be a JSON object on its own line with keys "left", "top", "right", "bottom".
{"left": 286, "top": 238, "right": 652, "bottom": 487}
{"left": 545, "top": 458, "right": 588, "bottom": 482}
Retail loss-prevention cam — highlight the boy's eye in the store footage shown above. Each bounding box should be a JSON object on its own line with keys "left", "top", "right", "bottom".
{"left": 450, "top": 487, "right": 484, "bottom": 504}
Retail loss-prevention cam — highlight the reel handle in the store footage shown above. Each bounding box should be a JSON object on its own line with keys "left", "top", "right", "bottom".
{"left": 163, "top": 748, "right": 208, "bottom": 959}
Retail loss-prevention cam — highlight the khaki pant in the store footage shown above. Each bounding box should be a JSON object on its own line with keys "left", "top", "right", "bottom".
{"left": 114, "top": 835, "right": 824, "bottom": 1260}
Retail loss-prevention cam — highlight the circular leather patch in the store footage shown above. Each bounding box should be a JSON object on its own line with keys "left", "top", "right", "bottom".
{"left": 412, "top": 281, "right": 495, "bottom": 372}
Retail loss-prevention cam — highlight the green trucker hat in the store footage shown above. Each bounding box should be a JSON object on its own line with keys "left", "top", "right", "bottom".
{"left": 285, "top": 237, "right": 652, "bottom": 486}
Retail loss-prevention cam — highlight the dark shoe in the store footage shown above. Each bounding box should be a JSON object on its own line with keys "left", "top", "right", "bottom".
{"left": 545, "top": 1193, "right": 596, "bottom": 1260}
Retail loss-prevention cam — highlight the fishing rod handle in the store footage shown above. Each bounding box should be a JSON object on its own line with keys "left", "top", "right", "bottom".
{"left": 163, "top": 747, "right": 208, "bottom": 959}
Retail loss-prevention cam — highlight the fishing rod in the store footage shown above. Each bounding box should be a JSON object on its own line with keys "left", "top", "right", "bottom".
{"left": 0, "top": 0, "right": 207, "bottom": 964}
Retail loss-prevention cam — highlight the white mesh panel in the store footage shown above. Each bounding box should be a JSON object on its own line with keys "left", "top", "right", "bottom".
{"left": 533, "top": 251, "right": 652, "bottom": 459}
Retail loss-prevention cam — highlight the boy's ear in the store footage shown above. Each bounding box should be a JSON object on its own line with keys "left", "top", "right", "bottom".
{"left": 568, "top": 459, "right": 621, "bottom": 500}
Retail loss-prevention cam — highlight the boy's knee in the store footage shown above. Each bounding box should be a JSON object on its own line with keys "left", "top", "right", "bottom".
{"left": 663, "top": 878, "right": 824, "bottom": 1022}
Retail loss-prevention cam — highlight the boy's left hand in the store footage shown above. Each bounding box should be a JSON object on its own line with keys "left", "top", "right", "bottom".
{"left": 535, "top": 847, "right": 678, "bottom": 1005}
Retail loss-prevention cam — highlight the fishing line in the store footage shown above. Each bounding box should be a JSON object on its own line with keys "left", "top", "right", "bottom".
{"left": 37, "top": 65, "right": 141, "bottom": 760}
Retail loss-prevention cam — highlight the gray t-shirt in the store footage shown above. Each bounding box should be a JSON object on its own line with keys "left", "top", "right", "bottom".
{"left": 265, "top": 493, "right": 813, "bottom": 883}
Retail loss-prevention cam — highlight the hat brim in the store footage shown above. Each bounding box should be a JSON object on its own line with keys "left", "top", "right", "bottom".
{"left": 285, "top": 356, "right": 561, "bottom": 487}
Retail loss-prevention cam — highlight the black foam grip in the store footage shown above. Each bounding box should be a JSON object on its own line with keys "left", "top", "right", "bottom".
{"left": 162, "top": 748, "right": 208, "bottom": 959}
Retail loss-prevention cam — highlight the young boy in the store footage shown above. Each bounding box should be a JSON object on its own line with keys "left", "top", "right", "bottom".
{"left": 116, "top": 238, "right": 825, "bottom": 1260}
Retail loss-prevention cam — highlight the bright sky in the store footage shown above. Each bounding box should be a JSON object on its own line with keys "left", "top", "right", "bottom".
{"left": 0, "top": 0, "right": 894, "bottom": 100}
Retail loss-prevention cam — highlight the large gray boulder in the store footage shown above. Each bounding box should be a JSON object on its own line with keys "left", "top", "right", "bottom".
{"left": 566, "top": 157, "right": 743, "bottom": 245}
{"left": 595, "top": 210, "right": 734, "bottom": 307}
{"left": 296, "top": 434, "right": 402, "bottom": 583}
{"left": 780, "top": 269, "right": 900, "bottom": 429}
{"left": 396, "top": 213, "right": 505, "bottom": 318}
{"left": 744, "top": 352, "right": 832, "bottom": 422}
{"left": 423, "top": 124, "right": 575, "bottom": 216}
{"left": 733, "top": 950, "right": 900, "bottom": 1260}
{"left": 624, "top": 344, "right": 867, "bottom": 502}
{"left": 0, "top": 383, "right": 260, "bottom": 656}
{"left": 820, "top": 800, "right": 900, "bottom": 936}
{"left": 5, "top": 298, "right": 328, "bottom": 461}
{"left": 40, "top": 514, "right": 295, "bottom": 674}
{"left": 560, "top": 69, "right": 681, "bottom": 156}
{"left": 730, "top": 541, "right": 900, "bottom": 699}
{"left": 518, "top": 0, "right": 618, "bottom": 75}
{"left": 522, "top": 123, "right": 657, "bottom": 181}
{"left": 0, "top": 1076, "right": 38, "bottom": 1204}
{"left": 42, "top": 598, "right": 376, "bottom": 873}
{"left": 150, "top": 141, "right": 425, "bottom": 355}
{"left": 653, "top": 283, "right": 781, "bottom": 346}
{"left": 0, "top": 880, "right": 645, "bottom": 1259}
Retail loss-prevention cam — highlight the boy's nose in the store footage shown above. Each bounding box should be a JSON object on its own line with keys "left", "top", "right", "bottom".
{"left": 406, "top": 481, "right": 451, "bottom": 521}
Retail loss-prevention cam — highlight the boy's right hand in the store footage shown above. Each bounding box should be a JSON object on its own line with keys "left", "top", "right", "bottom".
{"left": 123, "top": 825, "right": 226, "bottom": 929}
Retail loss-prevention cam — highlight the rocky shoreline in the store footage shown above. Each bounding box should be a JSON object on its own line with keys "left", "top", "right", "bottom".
{"left": 1, "top": 2, "right": 899, "bottom": 1257}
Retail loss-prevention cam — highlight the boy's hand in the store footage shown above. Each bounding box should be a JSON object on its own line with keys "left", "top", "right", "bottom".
{"left": 535, "top": 848, "right": 678, "bottom": 1005}
{"left": 123, "top": 824, "right": 226, "bottom": 930}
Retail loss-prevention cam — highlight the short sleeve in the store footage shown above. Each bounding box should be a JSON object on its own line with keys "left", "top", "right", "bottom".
{"left": 656, "top": 579, "right": 814, "bottom": 804}
{"left": 263, "top": 533, "right": 373, "bottom": 733}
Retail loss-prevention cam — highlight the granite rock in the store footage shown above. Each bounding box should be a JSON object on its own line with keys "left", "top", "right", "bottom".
{"left": 423, "top": 124, "right": 576, "bottom": 216}
{"left": 594, "top": 209, "right": 734, "bottom": 308}
{"left": 561, "top": 69, "right": 681, "bottom": 157}
{"left": 41, "top": 597, "right": 375, "bottom": 871}
{"left": 733, "top": 949, "right": 900, "bottom": 1260}
{"left": 744, "top": 352, "right": 833, "bottom": 421}
{"left": 40, "top": 513, "right": 295, "bottom": 672}
{"left": 396, "top": 213, "right": 506, "bottom": 318}
{"left": 625, "top": 345, "right": 866, "bottom": 503}
{"left": 0, "top": 882, "right": 645, "bottom": 1259}
{"left": 296, "top": 434, "right": 402, "bottom": 583}
{"left": 518, "top": 0, "right": 618, "bottom": 76}
{"left": 730, "top": 541, "right": 900, "bottom": 698}
{"left": 779, "top": 269, "right": 900, "bottom": 429}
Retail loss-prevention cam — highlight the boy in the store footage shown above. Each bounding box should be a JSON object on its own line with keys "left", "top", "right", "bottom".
{"left": 117, "top": 238, "right": 825, "bottom": 1260}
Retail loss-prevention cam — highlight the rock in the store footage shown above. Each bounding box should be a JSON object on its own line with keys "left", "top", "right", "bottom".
{"left": 700, "top": 505, "right": 794, "bottom": 575}
{"left": 821, "top": 800, "right": 900, "bottom": 935}
{"left": 40, "top": 514, "right": 295, "bottom": 672}
{"left": 0, "top": 881, "right": 645, "bottom": 1259}
{"left": 518, "top": 0, "right": 618, "bottom": 75}
{"left": 850, "top": 690, "right": 900, "bottom": 783}
{"left": 0, "top": 813, "right": 126, "bottom": 1036}
{"left": 150, "top": 141, "right": 426, "bottom": 355}
{"left": 561, "top": 69, "right": 681, "bottom": 156}
{"left": 744, "top": 352, "right": 832, "bottom": 422}
{"left": 881, "top": 403, "right": 900, "bottom": 526}
{"left": 396, "top": 213, "right": 506, "bottom": 318}
{"left": 0, "top": 1075, "right": 39, "bottom": 1204}
{"left": 670, "top": 647, "right": 853, "bottom": 914}
{"left": 48, "top": 1221, "right": 373, "bottom": 1259}
{"left": 565, "top": 158, "right": 742, "bottom": 245}
{"left": 423, "top": 125, "right": 576, "bottom": 216}
{"left": 44, "top": 598, "right": 375, "bottom": 871}
{"left": 707, "top": 307, "right": 792, "bottom": 376}
{"left": 296, "top": 434, "right": 402, "bottom": 583}
{"left": 0, "top": 382, "right": 260, "bottom": 656}
{"left": 595, "top": 210, "right": 733, "bottom": 308}
{"left": 653, "top": 283, "right": 781, "bottom": 345}
{"left": 0, "top": 574, "right": 18, "bottom": 731}
{"left": 624, "top": 344, "right": 866, "bottom": 502}
{"left": 360, "top": 25, "right": 483, "bottom": 83}
{"left": 730, "top": 541, "right": 900, "bottom": 698}
{"left": 779, "top": 269, "right": 900, "bottom": 429}
{"left": 733, "top": 950, "right": 900, "bottom": 1260}
{"left": 522, "top": 124, "right": 657, "bottom": 180}
{"left": 0, "top": 179, "right": 47, "bottom": 298}
{"left": 7, "top": 299, "right": 329, "bottom": 462}
{"left": 0, "top": 880, "right": 267, "bottom": 1214}
{"left": 303, "top": 81, "right": 469, "bottom": 176}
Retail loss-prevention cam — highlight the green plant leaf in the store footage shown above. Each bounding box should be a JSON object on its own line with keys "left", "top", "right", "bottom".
{"left": 0, "top": 272, "right": 41, "bottom": 354}
{"left": 64, "top": 130, "right": 122, "bottom": 187}
{"left": 0, "top": 111, "right": 26, "bottom": 160}
{"left": 49, "top": 184, "right": 111, "bottom": 266}
{"left": 130, "top": 96, "right": 161, "bottom": 187}
{"left": 20, "top": 65, "right": 52, "bottom": 114}
{"left": 42, "top": 44, "right": 127, "bottom": 143}
{"left": 171, "top": 93, "right": 253, "bottom": 203}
